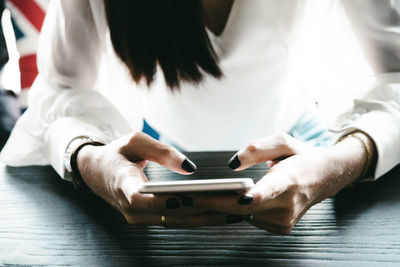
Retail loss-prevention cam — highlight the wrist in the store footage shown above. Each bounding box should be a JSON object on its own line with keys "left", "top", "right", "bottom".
{"left": 76, "top": 144, "right": 101, "bottom": 185}
{"left": 330, "top": 131, "right": 376, "bottom": 188}
{"left": 63, "top": 136, "right": 106, "bottom": 192}
{"left": 336, "top": 131, "right": 377, "bottom": 181}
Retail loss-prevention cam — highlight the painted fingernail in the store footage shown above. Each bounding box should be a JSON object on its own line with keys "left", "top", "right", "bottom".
{"left": 181, "top": 158, "right": 197, "bottom": 173}
{"left": 179, "top": 195, "right": 193, "bottom": 207}
{"left": 238, "top": 194, "right": 253, "bottom": 205}
{"left": 166, "top": 198, "right": 180, "bottom": 209}
{"left": 226, "top": 215, "right": 245, "bottom": 224}
{"left": 228, "top": 154, "right": 241, "bottom": 170}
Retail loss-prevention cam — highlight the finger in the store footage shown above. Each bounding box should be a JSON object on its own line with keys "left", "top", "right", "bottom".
{"left": 266, "top": 158, "right": 286, "bottom": 168}
{"left": 250, "top": 219, "right": 292, "bottom": 235}
{"left": 121, "top": 177, "right": 205, "bottom": 215}
{"left": 116, "top": 166, "right": 204, "bottom": 215}
{"left": 250, "top": 209, "right": 296, "bottom": 229}
{"left": 191, "top": 189, "right": 286, "bottom": 215}
{"left": 192, "top": 191, "right": 289, "bottom": 215}
{"left": 251, "top": 203, "right": 311, "bottom": 228}
{"left": 192, "top": 193, "right": 250, "bottom": 214}
{"left": 125, "top": 192, "right": 206, "bottom": 216}
{"left": 193, "top": 169, "right": 298, "bottom": 215}
{"left": 249, "top": 207, "right": 308, "bottom": 235}
{"left": 165, "top": 212, "right": 240, "bottom": 228}
{"left": 124, "top": 211, "right": 241, "bottom": 228}
{"left": 244, "top": 170, "right": 301, "bottom": 211}
{"left": 120, "top": 132, "right": 197, "bottom": 174}
{"left": 123, "top": 211, "right": 169, "bottom": 226}
{"left": 194, "top": 170, "right": 304, "bottom": 216}
{"left": 228, "top": 133, "right": 306, "bottom": 171}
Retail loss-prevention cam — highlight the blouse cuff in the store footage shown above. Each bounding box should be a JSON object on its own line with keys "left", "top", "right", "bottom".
{"left": 330, "top": 108, "right": 400, "bottom": 180}
{"left": 44, "top": 117, "right": 110, "bottom": 179}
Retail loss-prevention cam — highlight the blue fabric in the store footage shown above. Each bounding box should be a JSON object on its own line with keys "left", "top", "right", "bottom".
{"left": 142, "top": 120, "right": 160, "bottom": 140}
{"left": 142, "top": 104, "right": 334, "bottom": 149}
{"left": 288, "top": 104, "right": 334, "bottom": 147}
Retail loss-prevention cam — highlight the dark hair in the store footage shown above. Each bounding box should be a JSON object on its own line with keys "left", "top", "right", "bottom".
{"left": 104, "top": 0, "right": 223, "bottom": 89}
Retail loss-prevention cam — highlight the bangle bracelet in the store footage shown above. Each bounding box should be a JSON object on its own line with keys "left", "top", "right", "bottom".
{"left": 338, "top": 132, "right": 373, "bottom": 179}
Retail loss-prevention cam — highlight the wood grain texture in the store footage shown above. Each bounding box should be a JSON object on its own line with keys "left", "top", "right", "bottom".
{"left": 1, "top": 151, "right": 400, "bottom": 266}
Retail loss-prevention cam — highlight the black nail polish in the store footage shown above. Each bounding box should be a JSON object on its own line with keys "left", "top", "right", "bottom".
{"left": 238, "top": 194, "right": 253, "bottom": 205}
{"left": 166, "top": 198, "right": 180, "bottom": 209}
{"left": 226, "top": 215, "right": 245, "bottom": 224}
{"left": 181, "top": 158, "right": 197, "bottom": 173}
{"left": 179, "top": 195, "right": 193, "bottom": 207}
{"left": 228, "top": 154, "right": 241, "bottom": 170}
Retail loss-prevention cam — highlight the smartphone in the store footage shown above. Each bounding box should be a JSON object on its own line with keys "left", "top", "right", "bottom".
{"left": 139, "top": 178, "right": 254, "bottom": 194}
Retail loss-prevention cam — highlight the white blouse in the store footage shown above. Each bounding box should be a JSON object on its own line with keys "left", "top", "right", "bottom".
{"left": 1, "top": 0, "right": 400, "bottom": 181}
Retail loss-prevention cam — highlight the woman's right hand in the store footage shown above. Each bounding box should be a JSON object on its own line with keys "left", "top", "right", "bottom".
{"left": 76, "top": 132, "right": 232, "bottom": 227}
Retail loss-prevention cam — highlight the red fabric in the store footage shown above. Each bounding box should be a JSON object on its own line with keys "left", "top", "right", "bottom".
{"left": 8, "top": 0, "right": 45, "bottom": 32}
{"left": 19, "top": 54, "right": 37, "bottom": 90}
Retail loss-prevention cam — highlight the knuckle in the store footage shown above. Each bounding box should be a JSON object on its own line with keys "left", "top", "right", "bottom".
{"left": 275, "top": 133, "right": 293, "bottom": 151}
{"left": 113, "top": 169, "right": 126, "bottom": 192}
{"left": 283, "top": 188, "right": 299, "bottom": 207}
{"left": 286, "top": 196, "right": 297, "bottom": 208}
{"left": 131, "top": 132, "right": 145, "bottom": 143}
{"left": 246, "top": 142, "right": 259, "bottom": 154}
{"left": 280, "top": 216, "right": 295, "bottom": 229}
{"left": 251, "top": 191, "right": 263, "bottom": 205}
{"left": 277, "top": 227, "right": 292, "bottom": 235}
{"left": 279, "top": 208, "right": 297, "bottom": 228}
{"left": 288, "top": 175, "right": 301, "bottom": 190}
{"left": 158, "top": 147, "right": 174, "bottom": 165}
{"left": 269, "top": 183, "right": 285, "bottom": 199}
{"left": 277, "top": 142, "right": 291, "bottom": 153}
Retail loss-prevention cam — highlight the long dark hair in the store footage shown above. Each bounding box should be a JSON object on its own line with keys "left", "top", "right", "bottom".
{"left": 104, "top": 0, "right": 223, "bottom": 89}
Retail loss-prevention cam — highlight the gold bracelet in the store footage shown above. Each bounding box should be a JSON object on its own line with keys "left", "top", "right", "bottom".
{"left": 338, "top": 131, "right": 373, "bottom": 179}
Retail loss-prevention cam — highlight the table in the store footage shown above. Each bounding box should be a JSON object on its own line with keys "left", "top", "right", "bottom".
{"left": 1, "top": 152, "right": 400, "bottom": 266}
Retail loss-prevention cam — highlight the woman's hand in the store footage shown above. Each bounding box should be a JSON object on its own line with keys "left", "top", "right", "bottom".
{"left": 192, "top": 133, "right": 373, "bottom": 234}
{"left": 76, "top": 132, "right": 230, "bottom": 227}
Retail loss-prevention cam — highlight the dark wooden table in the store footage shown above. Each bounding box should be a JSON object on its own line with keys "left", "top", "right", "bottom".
{"left": 1, "top": 152, "right": 400, "bottom": 266}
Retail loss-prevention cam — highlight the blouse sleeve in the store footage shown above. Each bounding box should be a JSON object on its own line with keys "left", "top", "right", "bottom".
{"left": 332, "top": 0, "right": 400, "bottom": 179}
{"left": 0, "top": 0, "right": 133, "bottom": 178}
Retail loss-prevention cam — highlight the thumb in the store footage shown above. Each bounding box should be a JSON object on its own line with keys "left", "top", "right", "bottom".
{"left": 120, "top": 132, "right": 197, "bottom": 175}
{"left": 228, "top": 134, "right": 306, "bottom": 171}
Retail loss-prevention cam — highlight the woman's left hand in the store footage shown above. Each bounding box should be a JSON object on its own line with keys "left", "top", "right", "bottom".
{"left": 192, "top": 133, "right": 372, "bottom": 234}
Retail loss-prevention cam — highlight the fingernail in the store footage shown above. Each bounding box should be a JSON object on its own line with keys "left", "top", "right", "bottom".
{"left": 228, "top": 154, "right": 241, "bottom": 170}
{"left": 238, "top": 194, "right": 253, "bottom": 205}
{"left": 226, "top": 215, "right": 245, "bottom": 224}
{"left": 179, "top": 195, "right": 193, "bottom": 207}
{"left": 166, "top": 198, "right": 180, "bottom": 209}
{"left": 181, "top": 158, "right": 197, "bottom": 173}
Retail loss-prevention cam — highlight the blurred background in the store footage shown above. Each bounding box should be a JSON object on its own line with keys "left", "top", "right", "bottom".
{"left": 0, "top": 9, "right": 18, "bottom": 92}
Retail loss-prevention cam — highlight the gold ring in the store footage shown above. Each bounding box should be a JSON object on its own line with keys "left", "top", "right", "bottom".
{"left": 161, "top": 215, "right": 166, "bottom": 227}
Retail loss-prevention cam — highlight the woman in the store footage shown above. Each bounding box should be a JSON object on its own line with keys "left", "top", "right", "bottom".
{"left": 1, "top": 0, "right": 400, "bottom": 234}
